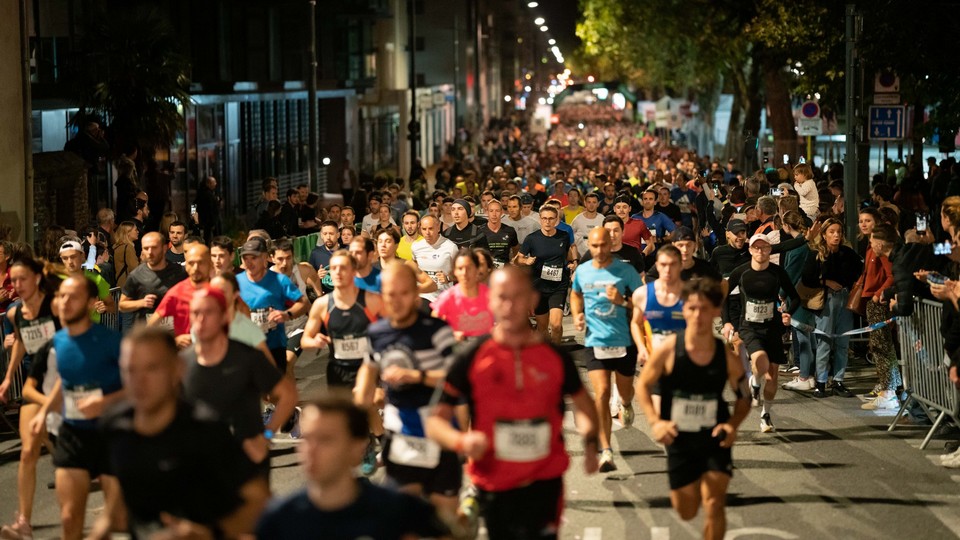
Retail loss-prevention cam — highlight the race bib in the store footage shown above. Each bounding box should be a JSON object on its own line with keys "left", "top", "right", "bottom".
{"left": 745, "top": 299, "right": 774, "bottom": 323}
{"left": 63, "top": 387, "right": 103, "bottom": 421}
{"left": 595, "top": 346, "right": 627, "bottom": 360}
{"left": 388, "top": 433, "right": 441, "bottom": 469}
{"left": 670, "top": 394, "right": 718, "bottom": 433}
{"left": 333, "top": 336, "right": 369, "bottom": 360}
{"left": 251, "top": 309, "right": 275, "bottom": 333}
{"left": 20, "top": 319, "right": 56, "bottom": 355}
{"left": 540, "top": 265, "right": 563, "bottom": 282}
{"left": 494, "top": 418, "right": 551, "bottom": 462}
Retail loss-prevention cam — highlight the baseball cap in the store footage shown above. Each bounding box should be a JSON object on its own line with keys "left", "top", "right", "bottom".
{"left": 452, "top": 199, "right": 473, "bottom": 218}
{"left": 520, "top": 193, "right": 534, "bottom": 205}
{"left": 613, "top": 195, "right": 633, "bottom": 206}
{"left": 59, "top": 240, "right": 84, "bottom": 255}
{"left": 726, "top": 219, "right": 747, "bottom": 234}
{"left": 240, "top": 237, "right": 269, "bottom": 256}
{"left": 748, "top": 234, "right": 771, "bottom": 248}
{"left": 671, "top": 226, "right": 696, "bottom": 242}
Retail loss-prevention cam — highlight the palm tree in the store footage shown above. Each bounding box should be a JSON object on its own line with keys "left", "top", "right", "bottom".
{"left": 70, "top": 5, "right": 191, "bottom": 161}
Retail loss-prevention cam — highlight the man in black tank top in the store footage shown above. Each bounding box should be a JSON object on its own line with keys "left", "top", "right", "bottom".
{"left": 300, "top": 249, "right": 385, "bottom": 476}
{"left": 637, "top": 278, "right": 750, "bottom": 540}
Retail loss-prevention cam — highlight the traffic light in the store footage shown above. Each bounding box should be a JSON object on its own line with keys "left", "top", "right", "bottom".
{"left": 407, "top": 120, "right": 421, "bottom": 142}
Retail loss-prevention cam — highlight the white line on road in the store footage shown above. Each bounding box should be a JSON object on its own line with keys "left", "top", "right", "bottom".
{"left": 918, "top": 494, "right": 960, "bottom": 537}
{"left": 651, "top": 526, "right": 670, "bottom": 540}
{"left": 583, "top": 527, "right": 602, "bottom": 540}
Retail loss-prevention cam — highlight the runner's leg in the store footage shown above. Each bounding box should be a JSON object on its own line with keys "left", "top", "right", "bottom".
{"left": 534, "top": 313, "right": 550, "bottom": 339}
{"left": 669, "top": 480, "right": 702, "bottom": 521}
{"left": 100, "top": 474, "right": 127, "bottom": 533}
{"left": 56, "top": 468, "right": 91, "bottom": 540}
{"left": 548, "top": 307, "right": 564, "bottom": 343}
{"left": 699, "top": 471, "right": 731, "bottom": 540}
{"left": 588, "top": 369, "right": 613, "bottom": 449}
{"left": 16, "top": 403, "right": 42, "bottom": 523}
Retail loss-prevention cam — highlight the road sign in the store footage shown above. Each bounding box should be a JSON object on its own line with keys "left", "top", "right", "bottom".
{"left": 800, "top": 101, "right": 820, "bottom": 119}
{"left": 798, "top": 117, "right": 822, "bottom": 136}
{"left": 874, "top": 93, "right": 901, "bottom": 105}
{"left": 869, "top": 106, "right": 906, "bottom": 141}
{"left": 875, "top": 71, "right": 900, "bottom": 93}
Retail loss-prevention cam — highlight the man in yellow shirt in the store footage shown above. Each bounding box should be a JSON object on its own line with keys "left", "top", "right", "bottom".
{"left": 397, "top": 210, "right": 423, "bottom": 261}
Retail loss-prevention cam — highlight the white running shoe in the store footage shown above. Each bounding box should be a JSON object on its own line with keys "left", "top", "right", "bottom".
{"left": 760, "top": 413, "right": 775, "bottom": 433}
{"left": 939, "top": 448, "right": 960, "bottom": 463}
{"left": 750, "top": 375, "right": 762, "bottom": 408}
{"left": 942, "top": 452, "right": 960, "bottom": 469}
{"left": 598, "top": 449, "right": 617, "bottom": 472}
{"left": 782, "top": 376, "right": 815, "bottom": 392}
{"left": 620, "top": 401, "right": 635, "bottom": 428}
{"left": 861, "top": 391, "right": 900, "bottom": 411}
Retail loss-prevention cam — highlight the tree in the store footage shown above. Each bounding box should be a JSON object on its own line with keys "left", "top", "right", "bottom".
{"left": 70, "top": 6, "right": 191, "bottom": 161}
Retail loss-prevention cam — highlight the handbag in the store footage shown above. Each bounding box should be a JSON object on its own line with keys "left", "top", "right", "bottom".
{"left": 845, "top": 275, "right": 866, "bottom": 316}
{"left": 795, "top": 281, "right": 825, "bottom": 311}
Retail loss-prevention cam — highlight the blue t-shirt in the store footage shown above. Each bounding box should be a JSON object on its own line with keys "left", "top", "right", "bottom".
{"left": 556, "top": 221, "right": 575, "bottom": 244}
{"left": 53, "top": 324, "right": 122, "bottom": 429}
{"left": 355, "top": 266, "right": 382, "bottom": 293}
{"left": 572, "top": 259, "right": 642, "bottom": 348}
{"left": 632, "top": 211, "right": 676, "bottom": 240}
{"left": 236, "top": 271, "right": 303, "bottom": 349}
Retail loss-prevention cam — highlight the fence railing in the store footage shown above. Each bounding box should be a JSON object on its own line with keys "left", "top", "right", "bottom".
{"left": 888, "top": 298, "right": 959, "bottom": 450}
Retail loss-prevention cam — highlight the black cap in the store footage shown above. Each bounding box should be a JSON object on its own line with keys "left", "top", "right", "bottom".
{"left": 614, "top": 195, "right": 633, "bottom": 206}
{"left": 240, "top": 237, "right": 269, "bottom": 256}
{"left": 520, "top": 193, "right": 534, "bottom": 205}
{"left": 726, "top": 219, "right": 747, "bottom": 234}
{"left": 671, "top": 226, "right": 696, "bottom": 242}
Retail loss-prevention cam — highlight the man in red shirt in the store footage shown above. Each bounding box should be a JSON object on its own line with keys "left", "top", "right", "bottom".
{"left": 613, "top": 196, "right": 655, "bottom": 258}
{"left": 148, "top": 244, "right": 210, "bottom": 348}
{"left": 427, "top": 265, "right": 599, "bottom": 539}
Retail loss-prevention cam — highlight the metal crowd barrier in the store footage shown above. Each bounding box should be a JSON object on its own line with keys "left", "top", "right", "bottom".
{"left": 0, "top": 310, "right": 24, "bottom": 433}
{"left": 99, "top": 287, "right": 123, "bottom": 333}
{"left": 887, "top": 298, "right": 959, "bottom": 449}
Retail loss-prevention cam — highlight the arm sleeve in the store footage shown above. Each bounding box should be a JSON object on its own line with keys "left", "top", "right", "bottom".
{"left": 660, "top": 215, "right": 676, "bottom": 233}
{"left": 800, "top": 250, "right": 822, "bottom": 287}
{"left": 722, "top": 265, "right": 745, "bottom": 324}
{"left": 247, "top": 345, "right": 284, "bottom": 394}
{"left": 520, "top": 236, "right": 532, "bottom": 256}
{"left": 571, "top": 270, "right": 583, "bottom": 294}
{"left": 771, "top": 234, "right": 807, "bottom": 254}
{"left": 430, "top": 323, "right": 457, "bottom": 369}
{"left": 776, "top": 264, "right": 801, "bottom": 315}
{"left": 508, "top": 228, "right": 519, "bottom": 248}
{"left": 440, "top": 339, "right": 483, "bottom": 406}
{"left": 557, "top": 346, "right": 584, "bottom": 396}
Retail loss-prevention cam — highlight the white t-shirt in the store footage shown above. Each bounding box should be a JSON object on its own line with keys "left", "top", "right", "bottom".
{"left": 571, "top": 212, "right": 605, "bottom": 257}
{"left": 411, "top": 237, "right": 459, "bottom": 301}
{"left": 794, "top": 180, "right": 819, "bottom": 221}
{"left": 362, "top": 214, "right": 396, "bottom": 234}
{"left": 502, "top": 215, "right": 540, "bottom": 244}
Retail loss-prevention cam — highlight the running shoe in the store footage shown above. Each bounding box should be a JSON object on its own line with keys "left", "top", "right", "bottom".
{"left": 287, "top": 406, "right": 303, "bottom": 439}
{"left": 620, "top": 401, "right": 635, "bottom": 428}
{"left": 940, "top": 448, "right": 960, "bottom": 463}
{"left": 749, "top": 375, "right": 762, "bottom": 407}
{"left": 832, "top": 381, "right": 855, "bottom": 398}
{"left": 458, "top": 485, "right": 480, "bottom": 539}
{"left": 782, "top": 376, "right": 815, "bottom": 392}
{"left": 861, "top": 392, "right": 899, "bottom": 410}
{"left": 760, "top": 413, "right": 775, "bottom": 433}
{"left": 598, "top": 448, "right": 617, "bottom": 472}
{"left": 866, "top": 383, "right": 884, "bottom": 398}
{"left": 0, "top": 512, "right": 32, "bottom": 540}
{"left": 360, "top": 439, "right": 378, "bottom": 476}
{"left": 787, "top": 365, "right": 800, "bottom": 374}
{"left": 942, "top": 451, "right": 960, "bottom": 469}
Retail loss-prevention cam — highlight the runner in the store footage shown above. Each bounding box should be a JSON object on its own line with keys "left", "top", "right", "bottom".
{"left": 580, "top": 216, "right": 646, "bottom": 274}
{"left": 613, "top": 196, "right": 655, "bottom": 259}
{"left": 98, "top": 326, "right": 269, "bottom": 538}
{"left": 571, "top": 228, "right": 643, "bottom": 473}
{"left": 431, "top": 249, "right": 494, "bottom": 340}
{"left": 0, "top": 258, "right": 60, "bottom": 540}
{"left": 354, "top": 263, "right": 461, "bottom": 526}
{"left": 181, "top": 287, "right": 298, "bottom": 473}
{"left": 636, "top": 278, "right": 750, "bottom": 540}
{"left": 58, "top": 240, "right": 115, "bottom": 324}
{"left": 571, "top": 192, "right": 605, "bottom": 257}
{"left": 631, "top": 245, "right": 686, "bottom": 367}
{"left": 236, "top": 237, "right": 310, "bottom": 374}
{"left": 255, "top": 393, "right": 450, "bottom": 539}
{"left": 426, "top": 265, "right": 600, "bottom": 540}
{"left": 633, "top": 188, "right": 677, "bottom": 248}
{"left": 308, "top": 220, "right": 341, "bottom": 295}
{"left": 502, "top": 195, "right": 540, "bottom": 244}
{"left": 29, "top": 276, "right": 125, "bottom": 540}
{"left": 164, "top": 221, "right": 187, "bottom": 266}
{"left": 210, "top": 235, "right": 240, "bottom": 275}
{"left": 479, "top": 199, "right": 519, "bottom": 268}
{"left": 147, "top": 244, "right": 212, "bottom": 347}
{"left": 349, "top": 237, "right": 382, "bottom": 293}
{"left": 271, "top": 239, "right": 321, "bottom": 377}
{"left": 515, "top": 205, "right": 577, "bottom": 343}
{"left": 722, "top": 235, "right": 801, "bottom": 432}
{"left": 410, "top": 215, "right": 459, "bottom": 306}
{"left": 397, "top": 210, "right": 423, "bottom": 261}
{"left": 206, "top": 272, "right": 273, "bottom": 361}
{"left": 442, "top": 199, "right": 489, "bottom": 250}
{"left": 645, "top": 227, "right": 722, "bottom": 282}
{"left": 119, "top": 232, "right": 187, "bottom": 331}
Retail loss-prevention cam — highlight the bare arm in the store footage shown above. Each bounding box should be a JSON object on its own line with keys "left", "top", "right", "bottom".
{"left": 300, "top": 297, "right": 331, "bottom": 350}
{"left": 568, "top": 389, "right": 600, "bottom": 474}
{"left": 354, "top": 363, "right": 380, "bottom": 407}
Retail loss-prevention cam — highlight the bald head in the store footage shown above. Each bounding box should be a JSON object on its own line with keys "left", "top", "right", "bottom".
{"left": 489, "top": 266, "right": 537, "bottom": 331}
{"left": 380, "top": 262, "right": 419, "bottom": 323}
{"left": 587, "top": 226, "right": 612, "bottom": 264}
{"left": 185, "top": 244, "right": 212, "bottom": 285}
{"left": 141, "top": 232, "right": 168, "bottom": 267}
{"left": 419, "top": 215, "right": 441, "bottom": 244}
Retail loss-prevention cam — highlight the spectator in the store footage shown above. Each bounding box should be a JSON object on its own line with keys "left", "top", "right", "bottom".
{"left": 112, "top": 221, "right": 140, "bottom": 288}
{"left": 278, "top": 189, "right": 301, "bottom": 237}
{"left": 196, "top": 176, "right": 222, "bottom": 244}
{"left": 114, "top": 158, "right": 139, "bottom": 223}
{"left": 247, "top": 178, "right": 279, "bottom": 228}
{"left": 64, "top": 119, "right": 110, "bottom": 207}
{"left": 255, "top": 200, "right": 286, "bottom": 240}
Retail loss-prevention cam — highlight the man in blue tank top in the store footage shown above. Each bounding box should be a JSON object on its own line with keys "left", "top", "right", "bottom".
{"left": 637, "top": 278, "right": 750, "bottom": 540}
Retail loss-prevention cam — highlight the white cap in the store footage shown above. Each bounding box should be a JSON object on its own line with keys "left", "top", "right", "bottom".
{"left": 748, "top": 234, "right": 771, "bottom": 248}
{"left": 59, "top": 240, "right": 84, "bottom": 255}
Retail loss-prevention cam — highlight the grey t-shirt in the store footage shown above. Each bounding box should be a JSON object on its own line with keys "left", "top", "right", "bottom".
{"left": 121, "top": 263, "right": 187, "bottom": 324}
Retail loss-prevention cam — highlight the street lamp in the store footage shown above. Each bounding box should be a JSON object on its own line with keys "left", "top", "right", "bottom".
{"left": 534, "top": 17, "right": 545, "bottom": 25}
{"left": 548, "top": 38, "right": 556, "bottom": 45}
{"left": 540, "top": 25, "right": 548, "bottom": 32}
{"left": 527, "top": 1, "right": 538, "bottom": 6}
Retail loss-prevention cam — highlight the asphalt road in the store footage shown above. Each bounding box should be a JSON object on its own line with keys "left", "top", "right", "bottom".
{"left": 2, "top": 321, "right": 960, "bottom": 539}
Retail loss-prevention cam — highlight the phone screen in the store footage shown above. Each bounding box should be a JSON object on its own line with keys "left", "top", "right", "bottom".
{"left": 917, "top": 215, "right": 927, "bottom": 232}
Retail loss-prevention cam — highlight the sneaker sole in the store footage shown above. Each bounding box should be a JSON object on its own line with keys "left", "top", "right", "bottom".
{"left": 598, "top": 462, "right": 617, "bottom": 473}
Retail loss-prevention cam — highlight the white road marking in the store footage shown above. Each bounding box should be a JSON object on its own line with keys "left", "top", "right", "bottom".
{"left": 724, "top": 528, "right": 798, "bottom": 539}
{"left": 651, "top": 526, "right": 670, "bottom": 540}
{"left": 919, "top": 494, "right": 960, "bottom": 537}
{"left": 583, "top": 526, "right": 602, "bottom": 540}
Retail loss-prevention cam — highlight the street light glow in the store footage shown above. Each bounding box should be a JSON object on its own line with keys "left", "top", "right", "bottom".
{"left": 504, "top": 95, "right": 512, "bottom": 102}
{"left": 540, "top": 25, "right": 548, "bottom": 32}
{"left": 548, "top": 38, "right": 556, "bottom": 45}
{"left": 527, "top": 1, "right": 538, "bottom": 6}
{"left": 524, "top": 85, "right": 532, "bottom": 92}
{"left": 322, "top": 157, "right": 331, "bottom": 166}
{"left": 587, "top": 75, "right": 595, "bottom": 82}
{"left": 534, "top": 17, "right": 545, "bottom": 25}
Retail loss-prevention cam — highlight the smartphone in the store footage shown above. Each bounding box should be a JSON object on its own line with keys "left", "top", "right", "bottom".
{"left": 927, "top": 272, "right": 947, "bottom": 285}
{"left": 783, "top": 154, "right": 790, "bottom": 164}
{"left": 934, "top": 242, "right": 953, "bottom": 256}
{"left": 770, "top": 188, "right": 783, "bottom": 197}
{"left": 190, "top": 204, "right": 197, "bottom": 215}
{"left": 916, "top": 214, "right": 927, "bottom": 235}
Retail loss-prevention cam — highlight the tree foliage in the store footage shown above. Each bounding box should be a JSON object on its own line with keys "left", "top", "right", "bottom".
{"left": 70, "top": 6, "right": 191, "bottom": 157}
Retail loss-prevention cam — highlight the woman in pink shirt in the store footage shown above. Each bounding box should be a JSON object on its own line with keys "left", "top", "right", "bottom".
{"left": 431, "top": 249, "right": 494, "bottom": 340}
